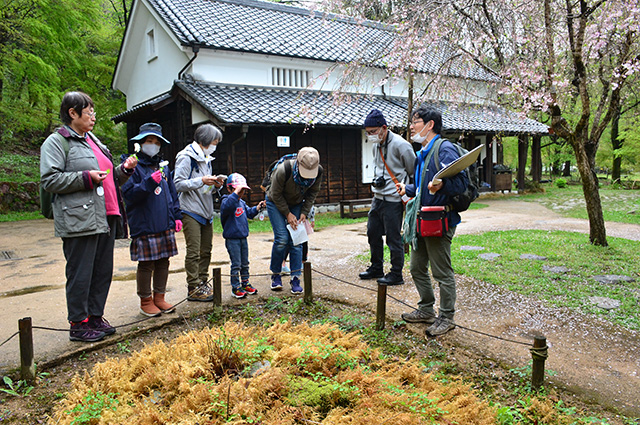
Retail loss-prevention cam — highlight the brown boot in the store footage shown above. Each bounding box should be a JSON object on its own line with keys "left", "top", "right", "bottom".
{"left": 140, "top": 296, "right": 161, "bottom": 317}
{"left": 153, "top": 292, "right": 175, "bottom": 314}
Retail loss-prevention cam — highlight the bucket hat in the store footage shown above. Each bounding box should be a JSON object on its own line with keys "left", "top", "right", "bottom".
{"left": 130, "top": 123, "right": 170, "bottom": 144}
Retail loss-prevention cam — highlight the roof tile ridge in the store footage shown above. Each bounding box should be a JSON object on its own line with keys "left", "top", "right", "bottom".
{"left": 212, "top": 0, "right": 396, "bottom": 32}
{"left": 154, "top": 0, "right": 205, "bottom": 44}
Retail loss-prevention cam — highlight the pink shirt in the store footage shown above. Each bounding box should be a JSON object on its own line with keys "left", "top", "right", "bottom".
{"left": 86, "top": 137, "right": 120, "bottom": 216}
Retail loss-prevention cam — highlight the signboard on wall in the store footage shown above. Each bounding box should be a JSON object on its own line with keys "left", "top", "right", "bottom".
{"left": 277, "top": 136, "right": 290, "bottom": 148}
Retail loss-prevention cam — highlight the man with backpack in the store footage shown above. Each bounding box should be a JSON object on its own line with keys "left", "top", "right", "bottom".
{"left": 265, "top": 147, "right": 323, "bottom": 294}
{"left": 359, "top": 109, "right": 416, "bottom": 286}
{"left": 396, "top": 106, "right": 468, "bottom": 337}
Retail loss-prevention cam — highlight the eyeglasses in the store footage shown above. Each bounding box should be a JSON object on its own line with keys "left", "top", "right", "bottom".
{"left": 83, "top": 111, "right": 96, "bottom": 118}
{"left": 410, "top": 119, "right": 424, "bottom": 126}
{"left": 365, "top": 128, "right": 381, "bottom": 136}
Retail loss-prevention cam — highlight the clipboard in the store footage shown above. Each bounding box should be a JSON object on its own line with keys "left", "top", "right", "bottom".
{"left": 430, "top": 144, "right": 483, "bottom": 192}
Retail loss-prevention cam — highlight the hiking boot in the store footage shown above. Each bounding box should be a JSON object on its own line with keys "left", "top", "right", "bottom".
{"left": 140, "top": 296, "right": 161, "bottom": 317}
{"left": 188, "top": 282, "right": 214, "bottom": 302}
{"left": 425, "top": 317, "right": 456, "bottom": 337}
{"left": 241, "top": 282, "right": 258, "bottom": 295}
{"left": 401, "top": 310, "right": 437, "bottom": 324}
{"left": 270, "top": 274, "right": 283, "bottom": 291}
{"left": 70, "top": 321, "right": 106, "bottom": 342}
{"left": 232, "top": 287, "right": 247, "bottom": 299}
{"left": 87, "top": 316, "right": 116, "bottom": 336}
{"left": 359, "top": 267, "right": 384, "bottom": 280}
{"left": 377, "top": 272, "right": 404, "bottom": 286}
{"left": 153, "top": 292, "right": 176, "bottom": 314}
{"left": 290, "top": 276, "right": 303, "bottom": 294}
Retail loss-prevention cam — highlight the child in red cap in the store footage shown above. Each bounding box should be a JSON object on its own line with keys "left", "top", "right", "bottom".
{"left": 220, "top": 173, "right": 266, "bottom": 298}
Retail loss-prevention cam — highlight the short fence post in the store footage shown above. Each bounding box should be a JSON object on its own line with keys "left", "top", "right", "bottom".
{"left": 376, "top": 284, "right": 387, "bottom": 330}
{"left": 303, "top": 261, "right": 313, "bottom": 304}
{"left": 19, "top": 317, "right": 35, "bottom": 384}
{"left": 212, "top": 267, "right": 222, "bottom": 307}
{"left": 531, "top": 335, "right": 548, "bottom": 390}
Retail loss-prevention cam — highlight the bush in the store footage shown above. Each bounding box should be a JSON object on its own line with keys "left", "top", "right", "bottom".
{"left": 555, "top": 178, "right": 567, "bottom": 188}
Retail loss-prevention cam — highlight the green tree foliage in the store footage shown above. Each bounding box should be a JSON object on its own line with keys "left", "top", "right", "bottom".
{"left": 0, "top": 0, "right": 130, "bottom": 155}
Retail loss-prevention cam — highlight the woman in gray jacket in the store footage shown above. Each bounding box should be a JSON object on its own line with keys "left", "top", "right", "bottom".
{"left": 40, "top": 91, "right": 137, "bottom": 343}
{"left": 173, "top": 123, "right": 225, "bottom": 301}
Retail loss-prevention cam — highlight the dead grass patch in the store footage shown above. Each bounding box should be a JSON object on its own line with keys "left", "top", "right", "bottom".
{"left": 49, "top": 321, "right": 497, "bottom": 424}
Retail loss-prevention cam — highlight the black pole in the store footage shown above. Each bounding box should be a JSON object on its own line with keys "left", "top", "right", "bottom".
{"left": 531, "top": 335, "right": 548, "bottom": 390}
{"left": 212, "top": 267, "right": 222, "bottom": 307}
{"left": 19, "top": 317, "right": 35, "bottom": 384}
{"left": 303, "top": 261, "right": 312, "bottom": 304}
{"left": 376, "top": 284, "right": 387, "bottom": 330}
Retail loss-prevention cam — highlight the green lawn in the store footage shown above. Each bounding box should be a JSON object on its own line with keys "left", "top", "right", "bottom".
{"left": 517, "top": 183, "right": 640, "bottom": 225}
{"left": 451, "top": 230, "right": 640, "bottom": 331}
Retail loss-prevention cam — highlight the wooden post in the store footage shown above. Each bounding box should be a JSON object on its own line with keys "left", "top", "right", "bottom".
{"left": 376, "top": 284, "right": 387, "bottom": 330}
{"left": 531, "top": 335, "right": 548, "bottom": 390}
{"left": 303, "top": 261, "right": 313, "bottom": 304}
{"left": 517, "top": 134, "right": 529, "bottom": 193}
{"left": 19, "top": 317, "right": 35, "bottom": 384}
{"left": 212, "top": 267, "right": 222, "bottom": 307}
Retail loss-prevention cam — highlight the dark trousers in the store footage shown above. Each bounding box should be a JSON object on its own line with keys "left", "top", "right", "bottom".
{"left": 367, "top": 197, "right": 405, "bottom": 275}
{"left": 225, "top": 238, "right": 249, "bottom": 290}
{"left": 62, "top": 216, "right": 117, "bottom": 323}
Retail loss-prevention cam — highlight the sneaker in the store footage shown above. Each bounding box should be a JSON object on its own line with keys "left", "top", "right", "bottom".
{"left": 232, "top": 288, "right": 247, "bottom": 299}
{"left": 359, "top": 267, "right": 384, "bottom": 280}
{"left": 87, "top": 316, "right": 116, "bottom": 336}
{"left": 70, "top": 322, "right": 106, "bottom": 342}
{"left": 270, "top": 274, "right": 283, "bottom": 291}
{"left": 242, "top": 283, "right": 258, "bottom": 295}
{"left": 281, "top": 265, "right": 291, "bottom": 275}
{"left": 425, "top": 317, "right": 456, "bottom": 337}
{"left": 377, "top": 272, "right": 404, "bottom": 286}
{"left": 188, "top": 282, "right": 214, "bottom": 302}
{"left": 290, "top": 276, "right": 303, "bottom": 294}
{"left": 401, "top": 310, "right": 437, "bottom": 324}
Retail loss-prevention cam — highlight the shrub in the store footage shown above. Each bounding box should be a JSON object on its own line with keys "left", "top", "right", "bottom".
{"left": 555, "top": 178, "right": 567, "bottom": 188}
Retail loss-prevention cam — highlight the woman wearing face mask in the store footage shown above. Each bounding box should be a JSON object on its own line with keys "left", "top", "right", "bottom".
{"left": 121, "top": 123, "right": 182, "bottom": 317}
{"left": 173, "top": 123, "right": 225, "bottom": 301}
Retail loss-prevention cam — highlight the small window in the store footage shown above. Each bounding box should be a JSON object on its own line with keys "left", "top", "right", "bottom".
{"left": 272, "top": 67, "right": 311, "bottom": 88}
{"left": 147, "top": 29, "right": 157, "bottom": 61}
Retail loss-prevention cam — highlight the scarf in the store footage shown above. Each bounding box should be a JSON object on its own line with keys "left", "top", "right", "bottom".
{"left": 293, "top": 161, "right": 316, "bottom": 189}
{"left": 414, "top": 135, "right": 440, "bottom": 192}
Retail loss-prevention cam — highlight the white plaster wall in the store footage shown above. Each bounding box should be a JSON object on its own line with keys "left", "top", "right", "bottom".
{"left": 114, "top": 2, "right": 190, "bottom": 108}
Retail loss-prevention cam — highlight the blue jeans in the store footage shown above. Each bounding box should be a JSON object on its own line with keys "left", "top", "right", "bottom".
{"left": 225, "top": 238, "right": 249, "bottom": 290}
{"left": 267, "top": 199, "right": 302, "bottom": 277}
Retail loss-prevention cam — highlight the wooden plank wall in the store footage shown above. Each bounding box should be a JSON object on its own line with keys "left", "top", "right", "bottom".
{"left": 221, "top": 125, "right": 372, "bottom": 205}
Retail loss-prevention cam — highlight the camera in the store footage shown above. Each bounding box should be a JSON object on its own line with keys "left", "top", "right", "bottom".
{"left": 372, "top": 176, "right": 386, "bottom": 188}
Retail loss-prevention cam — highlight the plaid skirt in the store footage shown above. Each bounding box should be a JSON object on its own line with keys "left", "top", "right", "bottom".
{"left": 130, "top": 229, "right": 178, "bottom": 261}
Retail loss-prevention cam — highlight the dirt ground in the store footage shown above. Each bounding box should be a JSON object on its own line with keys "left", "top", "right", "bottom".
{"left": 0, "top": 196, "right": 639, "bottom": 419}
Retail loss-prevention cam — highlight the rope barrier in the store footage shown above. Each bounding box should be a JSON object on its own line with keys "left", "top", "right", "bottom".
{"left": 312, "top": 267, "right": 533, "bottom": 347}
{"left": 3, "top": 266, "right": 530, "bottom": 350}
{"left": 0, "top": 331, "right": 19, "bottom": 348}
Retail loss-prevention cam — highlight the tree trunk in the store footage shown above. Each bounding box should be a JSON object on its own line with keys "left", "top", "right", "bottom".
{"left": 572, "top": 141, "right": 607, "bottom": 246}
{"left": 562, "top": 161, "right": 571, "bottom": 177}
{"left": 611, "top": 105, "right": 622, "bottom": 182}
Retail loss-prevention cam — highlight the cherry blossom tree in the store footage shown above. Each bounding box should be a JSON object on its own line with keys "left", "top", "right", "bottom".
{"left": 317, "top": 0, "right": 640, "bottom": 246}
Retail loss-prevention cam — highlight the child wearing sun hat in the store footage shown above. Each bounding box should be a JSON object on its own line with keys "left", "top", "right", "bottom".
{"left": 219, "top": 173, "right": 266, "bottom": 298}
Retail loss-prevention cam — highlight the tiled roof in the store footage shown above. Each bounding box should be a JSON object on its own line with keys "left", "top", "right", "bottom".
{"left": 147, "top": 0, "right": 496, "bottom": 81}
{"left": 112, "top": 92, "right": 172, "bottom": 122}
{"left": 175, "top": 80, "right": 548, "bottom": 134}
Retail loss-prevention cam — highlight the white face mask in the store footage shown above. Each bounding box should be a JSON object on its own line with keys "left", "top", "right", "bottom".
{"left": 367, "top": 133, "right": 382, "bottom": 144}
{"left": 141, "top": 143, "right": 161, "bottom": 157}
{"left": 204, "top": 144, "right": 217, "bottom": 156}
{"left": 411, "top": 127, "right": 429, "bottom": 144}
